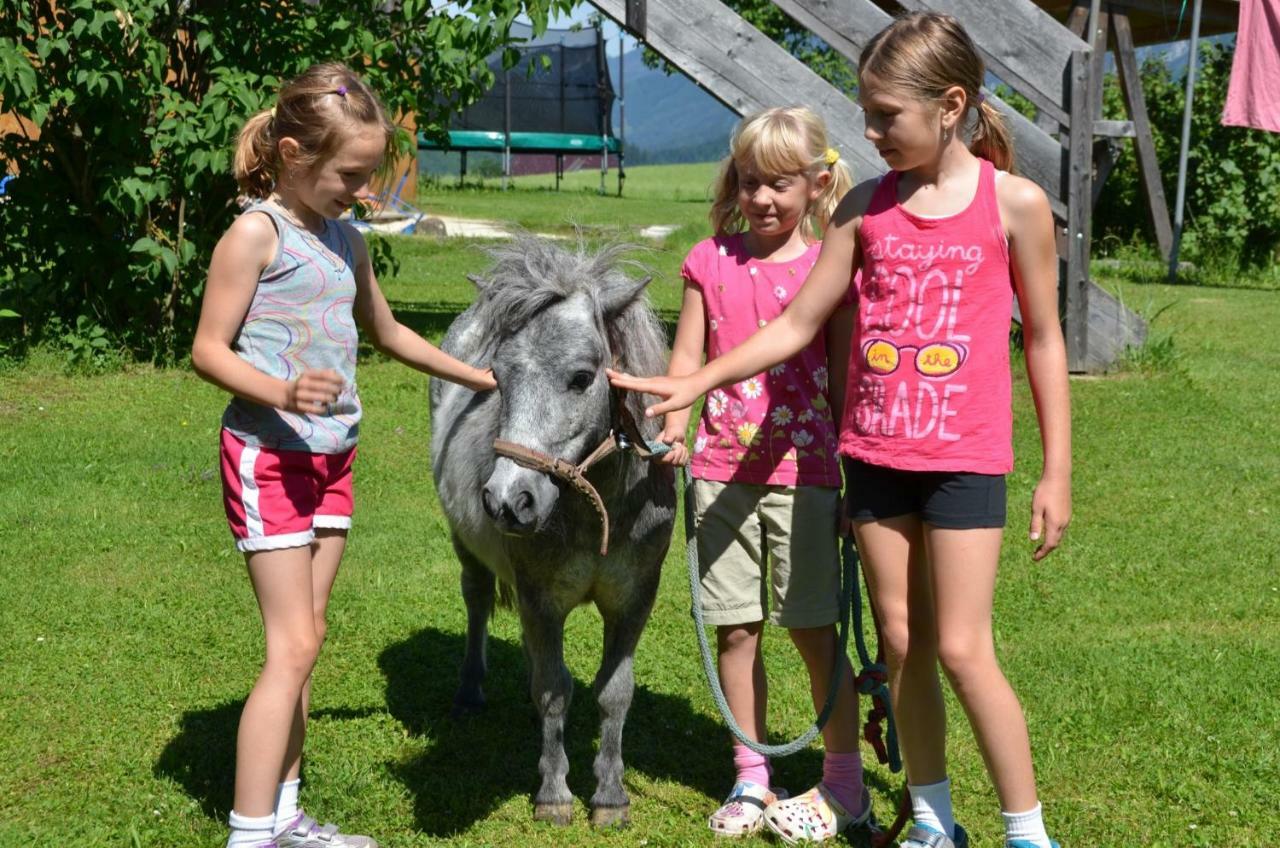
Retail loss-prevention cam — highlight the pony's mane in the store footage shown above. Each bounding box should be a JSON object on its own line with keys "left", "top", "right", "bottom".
{"left": 471, "top": 236, "right": 669, "bottom": 438}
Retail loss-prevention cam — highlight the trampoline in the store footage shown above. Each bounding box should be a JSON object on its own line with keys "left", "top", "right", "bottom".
{"left": 419, "top": 22, "right": 625, "bottom": 193}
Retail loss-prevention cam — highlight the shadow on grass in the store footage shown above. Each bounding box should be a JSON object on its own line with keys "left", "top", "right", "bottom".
{"left": 153, "top": 627, "right": 897, "bottom": 837}
{"left": 377, "top": 626, "right": 898, "bottom": 837}
{"left": 154, "top": 700, "right": 238, "bottom": 819}
{"left": 152, "top": 700, "right": 383, "bottom": 820}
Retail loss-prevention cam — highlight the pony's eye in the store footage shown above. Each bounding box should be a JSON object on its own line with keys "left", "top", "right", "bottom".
{"left": 568, "top": 370, "right": 594, "bottom": 393}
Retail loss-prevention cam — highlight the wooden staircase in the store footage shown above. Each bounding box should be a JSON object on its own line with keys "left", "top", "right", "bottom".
{"left": 589, "top": 0, "right": 1148, "bottom": 371}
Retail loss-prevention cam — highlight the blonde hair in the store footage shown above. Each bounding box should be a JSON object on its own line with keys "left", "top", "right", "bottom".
{"left": 233, "top": 62, "right": 397, "bottom": 198}
{"left": 859, "top": 13, "right": 1015, "bottom": 172}
{"left": 709, "top": 106, "right": 854, "bottom": 242}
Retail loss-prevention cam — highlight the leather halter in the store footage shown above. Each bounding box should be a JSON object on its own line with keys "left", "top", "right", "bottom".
{"left": 492, "top": 389, "right": 663, "bottom": 556}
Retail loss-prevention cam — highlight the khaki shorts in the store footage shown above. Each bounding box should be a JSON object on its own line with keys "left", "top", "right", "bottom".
{"left": 692, "top": 479, "right": 841, "bottom": 628}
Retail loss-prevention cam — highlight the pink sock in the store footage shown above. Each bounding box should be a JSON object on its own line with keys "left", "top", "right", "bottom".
{"left": 822, "top": 751, "right": 866, "bottom": 815}
{"left": 732, "top": 742, "right": 771, "bottom": 788}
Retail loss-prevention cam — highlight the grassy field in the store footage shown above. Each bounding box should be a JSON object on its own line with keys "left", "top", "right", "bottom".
{"left": 412, "top": 161, "right": 719, "bottom": 239}
{"left": 2, "top": 166, "right": 1278, "bottom": 847}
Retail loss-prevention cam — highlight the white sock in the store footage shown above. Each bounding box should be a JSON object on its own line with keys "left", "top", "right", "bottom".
{"left": 226, "top": 810, "right": 274, "bottom": 848}
{"left": 274, "top": 778, "right": 301, "bottom": 827}
{"left": 1003, "top": 802, "right": 1051, "bottom": 847}
{"left": 908, "top": 778, "right": 956, "bottom": 839}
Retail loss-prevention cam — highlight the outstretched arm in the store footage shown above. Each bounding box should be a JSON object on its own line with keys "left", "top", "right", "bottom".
{"left": 1002, "top": 175, "right": 1072, "bottom": 560}
{"left": 348, "top": 225, "right": 497, "bottom": 392}
{"left": 654, "top": 280, "right": 708, "bottom": 466}
{"left": 609, "top": 181, "right": 874, "bottom": 418}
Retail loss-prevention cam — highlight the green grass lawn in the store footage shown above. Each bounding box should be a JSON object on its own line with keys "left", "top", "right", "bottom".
{"left": 1, "top": 183, "right": 1278, "bottom": 847}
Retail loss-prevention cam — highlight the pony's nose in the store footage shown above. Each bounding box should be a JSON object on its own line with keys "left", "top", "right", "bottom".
{"left": 482, "top": 483, "right": 538, "bottom": 534}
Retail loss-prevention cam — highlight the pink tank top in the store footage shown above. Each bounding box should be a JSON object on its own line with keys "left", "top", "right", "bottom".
{"left": 683, "top": 234, "right": 844, "bottom": 487}
{"left": 838, "top": 159, "right": 1015, "bottom": 474}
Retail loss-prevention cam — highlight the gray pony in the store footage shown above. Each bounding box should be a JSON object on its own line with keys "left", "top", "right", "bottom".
{"left": 428, "top": 237, "right": 676, "bottom": 827}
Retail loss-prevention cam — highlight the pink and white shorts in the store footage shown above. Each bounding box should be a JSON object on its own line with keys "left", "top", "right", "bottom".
{"left": 219, "top": 429, "right": 356, "bottom": 552}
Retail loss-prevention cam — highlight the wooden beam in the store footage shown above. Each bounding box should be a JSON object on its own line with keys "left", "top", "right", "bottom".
{"left": 1066, "top": 48, "right": 1092, "bottom": 371}
{"left": 771, "top": 0, "right": 890, "bottom": 55}
{"left": 1112, "top": 9, "right": 1175, "bottom": 261}
{"left": 1064, "top": 0, "right": 1091, "bottom": 36}
{"left": 1087, "top": 6, "right": 1110, "bottom": 121}
{"left": 586, "top": 0, "right": 884, "bottom": 178}
{"left": 1084, "top": 278, "right": 1148, "bottom": 367}
{"left": 625, "top": 0, "right": 647, "bottom": 38}
{"left": 1094, "top": 119, "right": 1136, "bottom": 137}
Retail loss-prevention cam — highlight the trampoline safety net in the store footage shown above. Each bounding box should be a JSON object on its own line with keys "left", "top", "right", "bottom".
{"left": 452, "top": 22, "right": 614, "bottom": 137}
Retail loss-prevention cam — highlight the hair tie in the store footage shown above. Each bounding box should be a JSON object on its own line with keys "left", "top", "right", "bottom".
{"left": 335, "top": 85, "right": 348, "bottom": 98}
{"left": 824, "top": 147, "right": 840, "bottom": 166}
{"left": 978, "top": 92, "right": 987, "bottom": 106}
{"left": 269, "top": 106, "right": 277, "bottom": 119}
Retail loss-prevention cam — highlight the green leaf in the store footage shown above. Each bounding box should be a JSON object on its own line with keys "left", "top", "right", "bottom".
{"left": 159, "top": 247, "right": 178, "bottom": 277}
{"left": 0, "top": 309, "right": 20, "bottom": 319}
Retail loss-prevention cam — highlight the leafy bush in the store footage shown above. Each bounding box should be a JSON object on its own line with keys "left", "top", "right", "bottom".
{"left": 0, "top": 0, "right": 571, "bottom": 362}
{"left": 1095, "top": 41, "right": 1280, "bottom": 269}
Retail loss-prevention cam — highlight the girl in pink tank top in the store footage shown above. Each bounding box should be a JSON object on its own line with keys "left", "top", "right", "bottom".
{"left": 612, "top": 14, "right": 1071, "bottom": 848}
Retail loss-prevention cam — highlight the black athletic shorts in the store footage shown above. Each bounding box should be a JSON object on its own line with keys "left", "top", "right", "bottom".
{"left": 843, "top": 458, "right": 1007, "bottom": 529}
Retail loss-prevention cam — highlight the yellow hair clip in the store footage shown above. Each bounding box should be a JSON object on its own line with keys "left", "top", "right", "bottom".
{"left": 824, "top": 147, "right": 840, "bottom": 166}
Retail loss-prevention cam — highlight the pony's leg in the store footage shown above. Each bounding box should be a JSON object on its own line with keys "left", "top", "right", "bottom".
{"left": 588, "top": 584, "right": 656, "bottom": 828}
{"left": 519, "top": 593, "right": 575, "bottom": 824}
{"left": 452, "top": 537, "right": 494, "bottom": 717}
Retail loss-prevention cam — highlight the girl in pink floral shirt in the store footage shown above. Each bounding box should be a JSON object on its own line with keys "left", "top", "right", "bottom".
{"left": 657, "top": 107, "right": 871, "bottom": 842}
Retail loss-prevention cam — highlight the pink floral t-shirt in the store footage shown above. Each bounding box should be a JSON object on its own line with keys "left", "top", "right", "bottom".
{"left": 683, "top": 234, "right": 846, "bottom": 487}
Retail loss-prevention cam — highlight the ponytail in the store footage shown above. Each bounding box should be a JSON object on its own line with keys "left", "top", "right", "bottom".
{"left": 233, "top": 109, "right": 278, "bottom": 198}
{"left": 812, "top": 155, "right": 854, "bottom": 235}
{"left": 971, "top": 99, "right": 1015, "bottom": 173}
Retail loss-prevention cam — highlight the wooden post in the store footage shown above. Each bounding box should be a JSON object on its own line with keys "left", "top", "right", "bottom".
{"left": 1086, "top": 4, "right": 1109, "bottom": 122}
{"left": 1066, "top": 48, "right": 1092, "bottom": 372}
{"left": 625, "top": 0, "right": 647, "bottom": 38}
{"left": 1112, "top": 9, "right": 1175, "bottom": 261}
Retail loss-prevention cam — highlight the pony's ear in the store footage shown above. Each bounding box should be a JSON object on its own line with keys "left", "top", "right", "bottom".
{"left": 599, "top": 274, "right": 652, "bottom": 318}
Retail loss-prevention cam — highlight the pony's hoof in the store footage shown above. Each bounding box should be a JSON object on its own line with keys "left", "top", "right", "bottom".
{"left": 534, "top": 802, "right": 574, "bottom": 825}
{"left": 590, "top": 805, "right": 630, "bottom": 829}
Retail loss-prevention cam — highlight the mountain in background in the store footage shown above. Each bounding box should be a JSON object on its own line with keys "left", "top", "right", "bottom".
{"left": 611, "top": 49, "right": 738, "bottom": 165}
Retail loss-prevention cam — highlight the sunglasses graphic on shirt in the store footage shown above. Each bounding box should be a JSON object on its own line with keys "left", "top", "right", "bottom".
{"left": 861, "top": 338, "right": 969, "bottom": 379}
